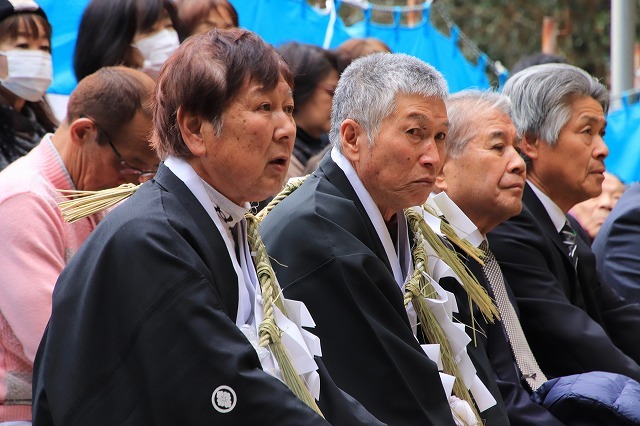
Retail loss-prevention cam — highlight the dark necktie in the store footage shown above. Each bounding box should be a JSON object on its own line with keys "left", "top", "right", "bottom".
{"left": 560, "top": 220, "right": 578, "bottom": 269}
{"left": 479, "top": 240, "right": 548, "bottom": 391}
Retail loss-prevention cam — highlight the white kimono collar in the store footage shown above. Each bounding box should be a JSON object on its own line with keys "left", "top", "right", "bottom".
{"left": 331, "top": 147, "right": 411, "bottom": 287}
{"left": 164, "top": 156, "right": 253, "bottom": 325}
{"left": 164, "top": 156, "right": 322, "bottom": 400}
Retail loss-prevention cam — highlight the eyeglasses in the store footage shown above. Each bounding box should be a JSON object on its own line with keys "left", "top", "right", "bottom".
{"left": 105, "top": 138, "right": 157, "bottom": 182}
{"left": 82, "top": 115, "right": 158, "bottom": 182}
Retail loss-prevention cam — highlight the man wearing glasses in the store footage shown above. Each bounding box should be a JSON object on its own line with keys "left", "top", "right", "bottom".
{"left": 0, "top": 65, "right": 157, "bottom": 422}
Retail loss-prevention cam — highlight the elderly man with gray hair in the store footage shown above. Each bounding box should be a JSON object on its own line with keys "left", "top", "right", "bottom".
{"left": 487, "top": 64, "right": 640, "bottom": 384}
{"left": 438, "top": 86, "right": 640, "bottom": 425}
{"left": 260, "top": 53, "right": 510, "bottom": 425}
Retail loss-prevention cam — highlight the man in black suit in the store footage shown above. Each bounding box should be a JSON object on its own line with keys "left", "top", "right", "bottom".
{"left": 487, "top": 63, "right": 640, "bottom": 383}
{"left": 435, "top": 88, "right": 564, "bottom": 424}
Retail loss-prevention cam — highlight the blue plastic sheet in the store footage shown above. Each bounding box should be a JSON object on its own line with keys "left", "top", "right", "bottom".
{"left": 38, "top": 0, "right": 635, "bottom": 182}
{"left": 38, "top": 0, "right": 89, "bottom": 95}
{"left": 230, "top": 0, "right": 489, "bottom": 93}
{"left": 39, "top": 0, "right": 491, "bottom": 95}
{"left": 604, "top": 98, "right": 640, "bottom": 183}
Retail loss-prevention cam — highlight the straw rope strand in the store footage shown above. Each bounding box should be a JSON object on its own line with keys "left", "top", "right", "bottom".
{"left": 246, "top": 214, "right": 323, "bottom": 416}
{"left": 403, "top": 231, "right": 482, "bottom": 424}
{"left": 406, "top": 209, "right": 498, "bottom": 323}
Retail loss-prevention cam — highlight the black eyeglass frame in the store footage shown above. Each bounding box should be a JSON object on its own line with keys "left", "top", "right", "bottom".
{"left": 81, "top": 115, "right": 158, "bottom": 179}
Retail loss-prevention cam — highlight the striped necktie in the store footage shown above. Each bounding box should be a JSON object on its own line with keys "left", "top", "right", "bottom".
{"left": 479, "top": 240, "right": 548, "bottom": 391}
{"left": 560, "top": 220, "right": 578, "bottom": 269}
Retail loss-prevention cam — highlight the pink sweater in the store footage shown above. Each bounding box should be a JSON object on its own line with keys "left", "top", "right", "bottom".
{"left": 0, "top": 136, "right": 100, "bottom": 421}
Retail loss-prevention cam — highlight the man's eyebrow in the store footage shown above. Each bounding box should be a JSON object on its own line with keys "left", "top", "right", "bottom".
{"left": 489, "top": 129, "right": 508, "bottom": 139}
{"left": 407, "top": 114, "right": 450, "bottom": 128}
{"left": 579, "top": 114, "right": 606, "bottom": 125}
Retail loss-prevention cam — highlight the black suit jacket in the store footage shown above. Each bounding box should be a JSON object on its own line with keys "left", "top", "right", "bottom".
{"left": 592, "top": 182, "right": 640, "bottom": 302}
{"left": 487, "top": 183, "right": 640, "bottom": 382}
{"left": 32, "top": 164, "right": 383, "bottom": 425}
{"left": 261, "top": 155, "right": 509, "bottom": 426}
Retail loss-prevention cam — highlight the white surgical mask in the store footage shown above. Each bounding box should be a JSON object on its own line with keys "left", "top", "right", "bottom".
{"left": 133, "top": 28, "right": 179, "bottom": 75}
{"left": 0, "top": 50, "right": 53, "bottom": 102}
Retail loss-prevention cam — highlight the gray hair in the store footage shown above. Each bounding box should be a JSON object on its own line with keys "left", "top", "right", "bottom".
{"left": 445, "top": 89, "right": 512, "bottom": 158}
{"left": 502, "top": 63, "right": 609, "bottom": 146}
{"left": 329, "top": 52, "right": 448, "bottom": 150}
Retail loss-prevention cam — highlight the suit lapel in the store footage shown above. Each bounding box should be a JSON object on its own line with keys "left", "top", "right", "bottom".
{"left": 522, "top": 184, "right": 576, "bottom": 272}
{"left": 153, "top": 164, "right": 239, "bottom": 320}
{"left": 316, "top": 156, "right": 395, "bottom": 274}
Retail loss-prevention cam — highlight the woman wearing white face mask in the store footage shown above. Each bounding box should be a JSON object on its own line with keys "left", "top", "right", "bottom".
{"left": 74, "top": 0, "right": 184, "bottom": 82}
{"left": 0, "top": 0, "right": 57, "bottom": 172}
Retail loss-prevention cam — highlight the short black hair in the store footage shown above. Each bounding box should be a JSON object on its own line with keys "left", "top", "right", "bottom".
{"left": 73, "top": 0, "right": 182, "bottom": 81}
{"left": 510, "top": 52, "right": 567, "bottom": 76}
{"left": 277, "top": 42, "right": 338, "bottom": 113}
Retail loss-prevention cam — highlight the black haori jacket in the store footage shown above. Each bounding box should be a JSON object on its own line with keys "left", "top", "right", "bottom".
{"left": 32, "top": 163, "right": 385, "bottom": 425}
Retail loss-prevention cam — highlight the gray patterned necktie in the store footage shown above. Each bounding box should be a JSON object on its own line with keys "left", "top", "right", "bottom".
{"left": 560, "top": 220, "right": 578, "bottom": 269}
{"left": 479, "top": 240, "right": 548, "bottom": 391}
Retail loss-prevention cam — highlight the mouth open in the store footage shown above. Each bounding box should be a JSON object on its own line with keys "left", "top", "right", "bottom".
{"left": 270, "top": 157, "right": 288, "bottom": 166}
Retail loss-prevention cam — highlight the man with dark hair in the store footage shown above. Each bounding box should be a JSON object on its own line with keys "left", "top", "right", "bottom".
{"left": 32, "top": 29, "right": 383, "bottom": 425}
{"left": 510, "top": 52, "right": 567, "bottom": 76}
{"left": 0, "top": 65, "right": 157, "bottom": 423}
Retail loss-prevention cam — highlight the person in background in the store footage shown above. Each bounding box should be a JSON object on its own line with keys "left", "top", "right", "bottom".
{"left": 487, "top": 63, "right": 640, "bottom": 383}
{"left": 74, "top": 0, "right": 183, "bottom": 82}
{"left": 510, "top": 52, "right": 567, "bottom": 76}
{"left": 592, "top": 176, "right": 640, "bottom": 303}
{"left": 176, "top": 0, "right": 237, "bottom": 36}
{"left": 569, "top": 171, "right": 626, "bottom": 242}
{"left": 0, "top": 66, "right": 157, "bottom": 425}
{"left": 0, "top": 0, "right": 57, "bottom": 171}
{"left": 299, "top": 37, "right": 391, "bottom": 176}
{"left": 334, "top": 37, "right": 391, "bottom": 73}
{"left": 32, "top": 29, "right": 384, "bottom": 426}
{"left": 278, "top": 42, "right": 339, "bottom": 179}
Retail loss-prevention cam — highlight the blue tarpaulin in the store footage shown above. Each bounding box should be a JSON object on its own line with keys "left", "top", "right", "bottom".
{"left": 603, "top": 98, "right": 640, "bottom": 183}
{"left": 37, "top": 0, "right": 638, "bottom": 182}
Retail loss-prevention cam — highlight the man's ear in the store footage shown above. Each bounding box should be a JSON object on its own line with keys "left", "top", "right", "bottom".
{"left": 520, "top": 134, "right": 540, "bottom": 161}
{"left": 177, "top": 106, "right": 207, "bottom": 157}
{"left": 340, "top": 118, "right": 365, "bottom": 162}
{"left": 69, "top": 117, "right": 98, "bottom": 146}
{"left": 435, "top": 163, "right": 447, "bottom": 193}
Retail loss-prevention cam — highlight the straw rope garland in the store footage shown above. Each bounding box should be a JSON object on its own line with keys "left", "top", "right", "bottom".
{"left": 246, "top": 214, "right": 323, "bottom": 416}
{"left": 403, "top": 238, "right": 482, "bottom": 425}
{"left": 57, "top": 183, "right": 141, "bottom": 223}
{"left": 56, "top": 176, "right": 496, "bottom": 422}
{"left": 406, "top": 209, "right": 498, "bottom": 323}
{"left": 421, "top": 204, "right": 485, "bottom": 266}
{"left": 255, "top": 175, "right": 309, "bottom": 221}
